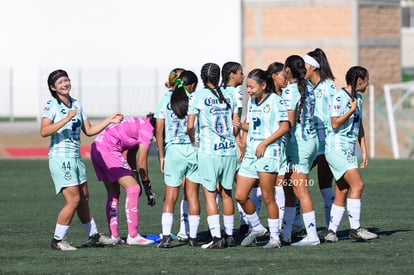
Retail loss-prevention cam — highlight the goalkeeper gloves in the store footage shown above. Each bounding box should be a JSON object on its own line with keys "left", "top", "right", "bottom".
{"left": 142, "top": 180, "right": 156, "bottom": 206}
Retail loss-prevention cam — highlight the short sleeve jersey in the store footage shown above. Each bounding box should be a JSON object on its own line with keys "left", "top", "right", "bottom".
{"left": 325, "top": 88, "right": 362, "bottom": 153}
{"left": 245, "top": 92, "right": 288, "bottom": 158}
{"left": 155, "top": 90, "right": 192, "bottom": 146}
{"left": 94, "top": 117, "right": 154, "bottom": 150}
{"left": 188, "top": 87, "right": 237, "bottom": 156}
{"left": 282, "top": 82, "right": 317, "bottom": 142}
{"left": 311, "top": 79, "right": 337, "bottom": 136}
{"left": 42, "top": 97, "right": 87, "bottom": 158}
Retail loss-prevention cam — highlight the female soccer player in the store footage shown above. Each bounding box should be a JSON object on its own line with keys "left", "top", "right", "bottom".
{"left": 155, "top": 70, "right": 201, "bottom": 248}
{"left": 235, "top": 68, "right": 290, "bottom": 248}
{"left": 267, "top": 61, "right": 289, "bottom": 231}
{"left": 324, "top": 66, "right": 378, "bottom": 242}
{"left": 90, "top": 115, "right": 156, "bottom": 246}
{"left": 304, "top": 48, "right": 336, "bottom": 230}
{"left": 187, "top": 63, "right": 239, "bottom": 249}
{"left": 41, "top": 69, "right": 123, "bottom": 251}
{"left": 281, "top": 55, "right": 320, "bottom": 246}
{"left": 160, "top": 67, "right": 190, "bottom": 241}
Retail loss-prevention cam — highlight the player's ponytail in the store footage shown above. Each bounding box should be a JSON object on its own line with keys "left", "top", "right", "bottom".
{"left": 170, "top": 70, "right": 198, "bottom": 119}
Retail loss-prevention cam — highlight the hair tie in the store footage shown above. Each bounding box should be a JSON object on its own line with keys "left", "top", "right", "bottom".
{"left": 174, "top": 78, "right": 184, "bottom": 88}
{"left": 303, "top": 54, "right": 320, "bottom": 69}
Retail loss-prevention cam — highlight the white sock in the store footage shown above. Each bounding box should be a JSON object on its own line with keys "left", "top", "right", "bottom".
{"left": 328, "top": 204, "right": 345, "bottom": 233}
{"left": 207, "top": 214, "right": 221, "bottom": 238}
{"left": 282, "top": 207, "right": 296, "bottom": 241}
{"left": 268, "top": 218, "right": 280, "bottom": 240}
{"left": 303, "top": 211, "right": 318, "bottom": 240}
{"left": 53, "top": 223, "right": 70, "bottom": 241}
{"left": 347, "top": 198, "right": 361, "bottom": 230}
{"left": 188, "top": 215, "right": 200, "bottom": 239}
{"left": 275, "top": 186, "right": 285, "bottom": 230}
{"left": 161, "top": 212, "right": 174, "bottom": 236}
{"left": 82, "top": 217, "right": 98, "bottom": 237}
{"left": 237, "top": 203, "right": 248, "bottom": 226}
{"left": 223, "top": 215, "right": 234, "bottom": 236}
{"left": 251, "top": 187, "right": 262, "bottom": 214}
{"left": 293, "top": 199, "right": 302, "bottom": 228}
{"left": 320, "top": 187, "right": 334, "bottom": 227}
{"left": 178, "top": 200, "right": 189, "bottom": 235}
{"left": 246, "top": 212, "right": 264, "bottom": 232}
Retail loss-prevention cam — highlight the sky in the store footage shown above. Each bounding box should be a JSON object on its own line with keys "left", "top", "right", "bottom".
{"left": 0, "top": 0, "right": 242, "bottom": 116}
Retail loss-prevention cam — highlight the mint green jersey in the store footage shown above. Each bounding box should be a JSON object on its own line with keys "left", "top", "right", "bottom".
{"left": 311, "top": 79, "right": 336, "bottom": 138}
{"left": 282, "top": 82, "right": 316, "bottom": 142}
{"left": 325, "top": 88, "right": 363, "bottom": 153}
{"left": 245, "top": 92, "right": 288, "bottom": 158}
{"left": 42, "top": 97, "right": 87, "bottom": 158}
{"left": 188, "top": 87, "right": 237, "bottom": 156}
{"left": 155, "top": 90, "right": 193, "bottom": 146}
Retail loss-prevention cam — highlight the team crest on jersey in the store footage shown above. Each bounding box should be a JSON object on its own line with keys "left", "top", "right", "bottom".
{"left": 263, "top": 103, "right": 271, "bottom": 113}
{"left": 316, "top": 89, "right": 323, "bottom": 98}
{"left": 64, "top": 171, "right": 72, "bottom": 181}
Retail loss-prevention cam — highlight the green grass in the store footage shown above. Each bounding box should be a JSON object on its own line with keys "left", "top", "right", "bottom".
{"left": 0, "top": 158, "right": 413, "bottom": 274}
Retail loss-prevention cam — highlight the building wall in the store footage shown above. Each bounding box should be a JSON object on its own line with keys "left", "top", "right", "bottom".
{"left": 243, "top": 0, "right": 401, "bottom": 92}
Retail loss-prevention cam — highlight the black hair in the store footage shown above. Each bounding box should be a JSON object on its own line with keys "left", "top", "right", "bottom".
{"left": 221, "top": 61, "right": 242, "bottom": 88}
{"left": 201, "top": 63, "right": 230, "bottom": 110}
{"left": 285, "top": 55, "right": 308, "bottom": 123}
{"left": 170, "top": 70, "right": 198, "bottom": 119}
{"left": 266, "top": 62, "right": 284, "bottom": 94}
{"left": 247, "top": 68, "right": 269, "bottom": 91}
{"left": 47, "top": 69, "right": 69, "bottom": 104}
{"left": 146, "top": 112, "right": 156, "bottom": 135}
{"left": 345, "top": 66, "right": 369, "bottom": 100}
{"left": 307, "top": 48, "right": 336, "bottom": 82}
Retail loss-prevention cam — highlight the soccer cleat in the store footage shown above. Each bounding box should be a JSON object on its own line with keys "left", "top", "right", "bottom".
{"left": 349, "top": 227, "right": 378, "bottom": 241}
{"left": 263, "top": 237, "right": 281, "bottom": 249}
{"left": 240, "top": 227, "right": 268, "bottom": 246}
{"left": 239, "top": 224, "right": 249, "bottom": 237}
{"left": 188, "top": 237, "right": 199, "bottom": 247}
{"left": 324, "top": 230, "right": 338, "bottom": 243}
{"left": 176, "top": 232, "right": 189, "bottom": 242}
{"left": 111, "top": 236, "right": 126, "bottom": 244}
{"left": 84, "top": 233, "right": 117, "bottom": 247}
{"left": 201, "top": 237, "right": 225, "bottom": 249}
{"left": 224, "top": 234, "right": 236, "bottom": 247}
{"left": 157, "top": 235, "right": 172, "bottom": 248}
{"left": 127, "top": 234, "right": 155, "bottom": 246}
{"left": 291, "top": 235, "right": 320, "bottom": 246}
{"left": 51, "top": 239, "right": 77, "bottom": 251}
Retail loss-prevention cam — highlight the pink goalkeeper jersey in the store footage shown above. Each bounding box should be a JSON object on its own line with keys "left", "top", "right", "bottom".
{"left": 94, "top": 117, "right": 153, "bottom": 150}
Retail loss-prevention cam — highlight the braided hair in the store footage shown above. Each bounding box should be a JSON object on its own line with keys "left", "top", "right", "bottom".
{"left": 345, "top": 66, "right": 368, "bottom": 100}
{"left": 307, "top": 48, "right": 335, "bottom": 82}
{"left": 221, "top": 61, "right": 242, "bottom": 89}
{"left": 170, "top": 70, "right": 198, "bottom": 119}
{"left": 201, "top": 63, "right": 231, "bottom": 109}
{"left": 285, "top": 55, "right": 308, "bottom": 123}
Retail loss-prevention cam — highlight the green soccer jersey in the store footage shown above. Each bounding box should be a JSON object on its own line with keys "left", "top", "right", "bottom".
{"left": 188, "top": 87, "right": 237, "bottom": 156}
{"left": 326, "top": 88, "right": 363, "bottom": 153}
{"left": 245, "top": 92, "right": 288, "bottom": 158}
{"left": 311, "top": 79, "right": 336, "bottom": 138}
{"left": 155, "top": 90, "right": 193, "bottom": 146}
{"left": 282, "top": 82, "right": 317, "bottom": 142}
{"left": 42, "top": 97, "right": 87, "bottom": 158}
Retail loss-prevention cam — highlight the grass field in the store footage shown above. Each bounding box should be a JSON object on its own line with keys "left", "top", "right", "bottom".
{"left": 0, "top": 158, "right": 413, "bottom": 274}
